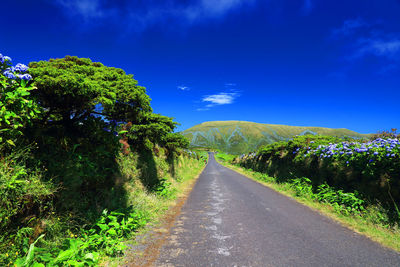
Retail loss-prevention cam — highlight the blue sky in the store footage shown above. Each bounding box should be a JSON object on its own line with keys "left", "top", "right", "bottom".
{"left": 2, "top": 0, "right": 400, "bottom": 133}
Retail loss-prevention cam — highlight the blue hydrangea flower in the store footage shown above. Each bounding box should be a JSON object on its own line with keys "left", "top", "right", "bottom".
{"left": 3, "top": 70, "right": 16, "bottom": 79}
{"left": 14, "top": 63, "right": 28, "bottom": 72}
{"left": 19, "top": 74, "right": 32, "bottom": 81}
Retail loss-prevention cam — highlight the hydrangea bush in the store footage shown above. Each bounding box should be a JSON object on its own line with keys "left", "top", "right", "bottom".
{"left": 0, "top": 53, "right": 40, "bottom": 148}
{"left": 237, "top": 135, "right": 400, "bottom": 212}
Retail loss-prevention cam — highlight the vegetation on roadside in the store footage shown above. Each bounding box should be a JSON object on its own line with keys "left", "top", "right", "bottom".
{"left": 0, "top": 52, "right": 203, "bottom": 266}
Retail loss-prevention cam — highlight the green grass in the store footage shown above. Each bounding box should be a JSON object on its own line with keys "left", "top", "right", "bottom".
{"left": 216, "top": 153, "right": 400, "bottom": 252}
{"left": 182, "top": 120, "right": 369, "bottom": 154}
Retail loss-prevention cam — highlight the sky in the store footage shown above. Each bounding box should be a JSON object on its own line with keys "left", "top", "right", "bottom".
{"left": 2, "top": 0, "right": 400, "bottom": 134}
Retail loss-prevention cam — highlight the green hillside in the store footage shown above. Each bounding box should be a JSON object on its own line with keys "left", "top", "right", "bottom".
{"left": 182, "top": 121, "right": 369, "bottom": 154}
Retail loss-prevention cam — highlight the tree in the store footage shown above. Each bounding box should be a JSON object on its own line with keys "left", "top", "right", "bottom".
{"left": 28, "top": 56, "right": 151, "bottom": 129}
{"left": 161, "top": 132, "right": 189, "bottom": 151}
{"left": 127, "top": 113, "right": 178, "bottom": 147}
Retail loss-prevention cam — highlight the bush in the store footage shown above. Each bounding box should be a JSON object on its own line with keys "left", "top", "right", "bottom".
{"left": 0, "top": 53, "right": 40, "bottom": 151}
{"left": 237, "top": 134, "right": 400, "bottom": 222}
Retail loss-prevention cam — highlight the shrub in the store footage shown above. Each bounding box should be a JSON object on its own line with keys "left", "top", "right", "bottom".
{"left": 0, "top": 53, "right": 40, "bottom": 150}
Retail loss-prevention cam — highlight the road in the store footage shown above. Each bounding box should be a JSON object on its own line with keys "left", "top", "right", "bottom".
{"left": 155, "top": 153, "right": 400, "bottom": 266}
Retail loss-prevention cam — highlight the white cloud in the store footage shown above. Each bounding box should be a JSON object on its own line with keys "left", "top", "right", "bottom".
{"left": 202, "top": 92, "right": 238, "bottom": 107}
{"left": 177, "top": 86, "right": 190, "bottom": 91}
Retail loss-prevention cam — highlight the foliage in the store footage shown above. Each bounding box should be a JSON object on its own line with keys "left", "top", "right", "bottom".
{"left": 370, "top": 128, "right": 398, "bottom": 140}
{"left": 215, "top": 153, "right": 236, "bottom": 163}
{"left": 126, "top": 112, "right": 188, "bottom": 151}
{"left": 0, "top": 146, "right": 55, "bottom": 266}
{"left": 162, "top": 133, "right": 189, "bottom": 151}
{"left": 28, "top": 56, "right": 151, "bottom": 129}
{"left": 1, "top": 52, "right": 203, "bottom": 266}
{"left": 14, "top": 208, "right": 149, "bottom": 266}
{"left": 0, "top": 53, "right": 40, "bottom": 150}
{"left": 0, "top": 146, "right": 55, "bottom": 229}
{"left": 152, "top": 177, "right": 176, "bottom": 199}
{"left": 237, "top": 134, "right": 400, "bottom": 223}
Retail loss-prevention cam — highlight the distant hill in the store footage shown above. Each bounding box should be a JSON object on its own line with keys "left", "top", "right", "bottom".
{"left": 182, "top": 121, "right": 369, "bottom": 154}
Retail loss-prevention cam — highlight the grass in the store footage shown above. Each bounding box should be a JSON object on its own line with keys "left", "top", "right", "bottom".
{"left": 216, "top": 153, "right": 400, "bottom": 252}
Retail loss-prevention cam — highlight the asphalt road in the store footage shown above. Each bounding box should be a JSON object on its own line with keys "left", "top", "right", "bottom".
{"left": 156, "top": 153, "right": 400, "bottom": 266}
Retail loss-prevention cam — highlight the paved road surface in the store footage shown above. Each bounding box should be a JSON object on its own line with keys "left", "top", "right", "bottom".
{"left": 156, "top": 153, "right": 400, "bottom": 266}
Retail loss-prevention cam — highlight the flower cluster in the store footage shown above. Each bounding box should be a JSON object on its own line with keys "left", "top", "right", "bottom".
{"left": 294, "top": 138, "right": 399, "bottom": 164}
{"left": 1, "top": 53, "right": 32, "bottom": 81}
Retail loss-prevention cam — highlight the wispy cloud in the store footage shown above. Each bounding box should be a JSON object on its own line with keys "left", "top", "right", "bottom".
{"left": 224, "top": 83, "right": 237, "bottom": 87}
{"left": 332, "top": 18, "right": 400, "bottom": 74}
{"left": 53, "top": 0, "right": 256, "bottom": 30}
{"left": 354, "top": 38, "right": 400, "bottom": 59}
{"left": 55, "top": 0, "right": 109, "bottom": 21}
{"left": 177, "top": 85, "right": 190, "bottom": 91}
{"left": 197, "top": 92, "right": 239, "bottom": 111}
{"left": 331, "top": 18, "right": 368, "bottom": 38}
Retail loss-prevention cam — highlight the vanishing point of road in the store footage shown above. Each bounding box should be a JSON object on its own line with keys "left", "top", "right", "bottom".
{"left": 155, "top": 153, "right": 400, "bottom": 266}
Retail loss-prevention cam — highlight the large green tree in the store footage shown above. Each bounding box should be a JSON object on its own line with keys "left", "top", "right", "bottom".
{"left": 28, "top": 56, "right": 151, "bottom": 128}
{"left": 28, "top": 55, "right": 188, "bottom": 152}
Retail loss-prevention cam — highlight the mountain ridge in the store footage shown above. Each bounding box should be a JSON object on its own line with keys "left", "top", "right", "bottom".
{"left": 182, "top": 120, "right": 369, "bottom": 154}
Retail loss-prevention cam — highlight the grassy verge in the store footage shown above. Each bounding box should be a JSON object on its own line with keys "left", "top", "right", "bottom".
{"left": 103, "top": 150, "right": 207, "bottom": 266}
{"left": 215, "top": 153, "right": 400, "bottom": 252}
{"left": 3, "top": 149, "right": 207, "bottom": 266}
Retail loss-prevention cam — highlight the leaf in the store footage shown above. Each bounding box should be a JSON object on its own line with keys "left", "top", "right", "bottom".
{"left": 52, "top": 249, "right": 75, "bottom": 264}
{"left": 96, "top": 223, "right": 109, "bottom": 231}
{"left": 107, "top": 228, "right": 117, "bottom": 236}
{"left": 6, "top": 139, "right": 15, "bottom": 146}
{"left": 84, "top": 253, "right": 94, "bottom": 261}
